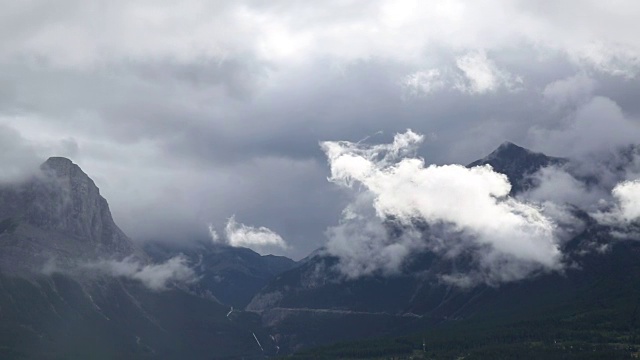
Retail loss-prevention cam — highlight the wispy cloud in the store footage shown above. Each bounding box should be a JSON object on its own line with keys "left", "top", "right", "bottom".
{"left": 454, "top": 51, "right": 521, "bottom": 94}
{"left": 82, "top": 256, "right": 197, "bottom": 291}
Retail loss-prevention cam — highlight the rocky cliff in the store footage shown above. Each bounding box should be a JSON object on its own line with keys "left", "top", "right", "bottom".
{"left": 0, "top": 157, "right": 138, "bottom": 274}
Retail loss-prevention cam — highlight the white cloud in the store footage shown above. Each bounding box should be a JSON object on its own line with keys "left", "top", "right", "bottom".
{"left": 325, "top": 193, "right": 426, "bottom": 278}
{"left": 83, "top": 256, "right": 197, "bottom": 291}
{"left": 591, "top": 179, "right": 640, "bottom": 239}
{"left": 1, "top": 1, "right": 638, "bottom": 76}
{"left": 522, "top": 166, "right": 606, "bottom": 209}
{"left": 454, "top": 51, "right": 520, "bottom": 94}
{"left": 402, "top": 52, "right": 521, "bottom": 97}
{"left": 224, "top": 216, "right": 288, "bottom": 255}
{"left": 611, "top": 180, "right": 640, "bottom": 222}
{"left": 208, "top": 224, "right": 220, "bottom": 243}
{"left": 402, "top": 69, "right": 445, "bottom": 96}
{"left": 321, "top": 130, "right": 564, "bottom": 285}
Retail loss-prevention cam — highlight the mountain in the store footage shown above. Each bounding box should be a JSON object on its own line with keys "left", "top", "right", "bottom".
{"left": 467, "top": 141, "right": 567, "bottom": 194}
{"left": 289, "top": 227, "right": 640, "bottom": 359}
{"left": 0, "top": 157, "right": 140, "bottom": 274}
{"left": 0, "top": 158, "right": 273, "bottom": 359}
{"left": 249, "top": 142, "right": 567, "bottom": 315}
{"left": 4, "top": 147, "right": 640, "bottom": 358}
{"left": 247, "top": 143, "right": 640, "bottom": 355}
{"left": 144, "top": 240, "right": 297, "bottom": 308}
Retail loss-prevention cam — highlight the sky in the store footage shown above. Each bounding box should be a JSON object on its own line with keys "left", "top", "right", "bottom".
{"left": 2, "top": 0, "right": 640, "bottom": 261}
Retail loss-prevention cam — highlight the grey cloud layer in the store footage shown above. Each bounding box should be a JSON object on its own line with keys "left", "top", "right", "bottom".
{"left": 0, "top": 1, "right": 639, "bottom": 259}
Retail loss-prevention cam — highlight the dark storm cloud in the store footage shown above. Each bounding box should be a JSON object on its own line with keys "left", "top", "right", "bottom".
{"left": 1, "top": 0, "right": 640, "bottom": 259}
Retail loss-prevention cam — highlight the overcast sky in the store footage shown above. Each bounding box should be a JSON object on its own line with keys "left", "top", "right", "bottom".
{"left": 2, "top": 0, "right": 640, "bottom": 259}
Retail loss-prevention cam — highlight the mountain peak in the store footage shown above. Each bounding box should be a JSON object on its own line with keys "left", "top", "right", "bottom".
{"left": 488, "top": 141, "right": 532, "bottom": 159}
{"left": 43, "top": 156, "right": 73, "bottom": 165}
{"left": 498, "top": 141, "right": 519, "bottom": 148}
{"left": 0, "top": 156, "right": 138, "bottom": 274}
{"left": 41, "top": 157, "right": 90, "bottom": 182}
{"left": 468, "top": 142, "right": 567, "bottom": 194}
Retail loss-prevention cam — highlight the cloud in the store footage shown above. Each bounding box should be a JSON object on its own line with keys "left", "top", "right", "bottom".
{"left": 530, "top": 96, "right": 640, "bottom": 158}
{"left": 402, "top": 69, "right": 445, "bottom": 96}
{"left": 454, "top": 51, "right": 521, "bottom": 94}
{"left": 542, "top": 73, "right": 596, "bottom": 109}
{"left": 596, "top": 180, "right": 640, "bottom": 226}
{"left": 208, "top": 224, "right": 220, "bottom": 242}
{"left": 1, "top": 0, "right": 640, "bottom": 262}
{"left": 521, "top": 165, "right": 606, "bottom": 209}
{"left": 402, "top": 52, "right": 520, "bottom": 97}
{"left": 83, "top": 256, "right": 197, "bottom": 291}
{"left": 321, "top": 130, "right": 564, "bottom": 285}
{"left": 223, "top": 216, "right": 288, "bottom": 255}
{"left": 0, "top": 124, "right": 42, "bottom": 183}
{"left": 3, "top": 1, "right": 638, "bottom": 76}
{"left": 325, "top": 193, "right": 426, "bottom": 278}
{"left": 612, "top": 180, "right": 640, "bottom": 221}
{"left": 0, "top": 123, "right": 82, "bottom": 184}
{"left": 590, "top": 179, "right": 640, "bottom": 239}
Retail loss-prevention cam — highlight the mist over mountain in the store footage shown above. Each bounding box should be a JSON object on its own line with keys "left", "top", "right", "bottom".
{"left": 246, "top": 136, "right": 640, "bottom": 353}
{"left": 143, "top": 239, "right": 296, "bottom": 308}
{"left": 0, "top": 158, "right": 286, "bottom": 359}
{"left": 0, "top": 157, "right": 139, "bottom": 275}
{"left": 2, "top": 2, "right": 640, "bottom": 358}
{"left": 2, "top": 133, "right": 640, "bottom": 358}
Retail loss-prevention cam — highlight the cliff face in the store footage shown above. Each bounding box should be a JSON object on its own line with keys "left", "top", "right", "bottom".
{"left": 38, "top": 157, "right": 134, "bottom": 254}
{"left": 0, "top": 157, "right": 137, "bottom": 274}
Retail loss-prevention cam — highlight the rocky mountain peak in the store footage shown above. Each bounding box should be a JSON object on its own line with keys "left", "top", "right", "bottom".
{"left": 482, "top": 141, "right": 535, "bottom": 163}
{"left": 41, "top": 156, "right": 89, "bottom": 180}
{"left": 0, "top": 157, "right": 138, "bottom": 273}
{"left": 468, "top": 142, "right": 567, "bottom": 194}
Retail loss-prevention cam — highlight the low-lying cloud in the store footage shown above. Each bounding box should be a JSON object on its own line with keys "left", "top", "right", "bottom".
{"left": 83, "top": 256, "right": 197, "bottom": 291}
{"left": 321, "top": 130, "right": 565, "bottom": 286}
{"left": 595, "top": 180, "right": 640, "bottom": 225}
{"left": 521, "top": 165, "right": 606, "bottom": 209}
{"left": 587, "top": 178, "right": 640, "bottom": 240}
{"left": 612, "top": 180, "right": 640, "bottom": 222}
{"left": 209, "top": 216, "right": 289, "bottom": 255}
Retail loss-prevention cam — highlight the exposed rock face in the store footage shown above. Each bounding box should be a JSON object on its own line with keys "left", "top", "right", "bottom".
{"left": 38, "top": 157, "right": 134, "bottom": 254}
{"left": 0, "top": 157, "right": 138, "bottom": 274}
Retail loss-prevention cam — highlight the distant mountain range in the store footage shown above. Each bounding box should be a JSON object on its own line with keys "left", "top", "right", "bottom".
{"left": 1, "top": 143, "right": 640, "bottom": 358}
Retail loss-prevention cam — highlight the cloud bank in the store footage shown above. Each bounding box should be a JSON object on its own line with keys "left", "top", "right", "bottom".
{"left": 2, "top": 1, "right": 640, "bottom": 260}
{"left": 321, "top": 130, "right": 564, "bottom": 285}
